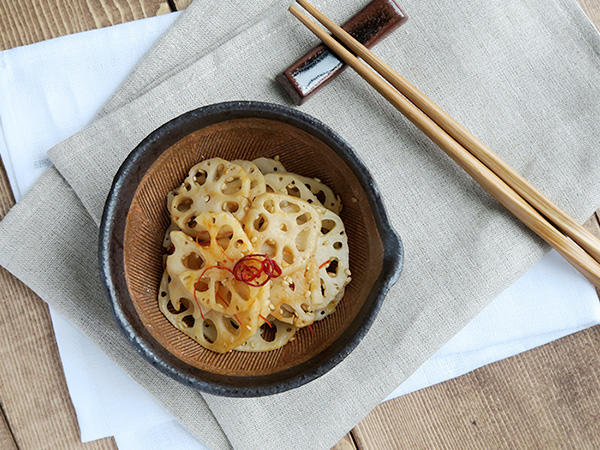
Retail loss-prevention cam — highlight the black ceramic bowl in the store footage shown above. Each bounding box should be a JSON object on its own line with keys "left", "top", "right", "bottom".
{"left": 99, "top": 101, "right": 403, "bottom": 397}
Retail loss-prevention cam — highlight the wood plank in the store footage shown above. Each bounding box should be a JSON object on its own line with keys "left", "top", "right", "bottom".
{"left": 0, "top": 0, "right": 172, "bottom": 51}
{"left": 0, "top": 164, "right": 117, "bottom": 449}
{"left": 0, "top": 1, "right": 173, "bottom": 448}
{"left": 172, "top": 0, "right": 193, "bottom": 10}
{"left": 579, "top": 0, "right": 600, "bottom": 29}
{"left": 332, "top": 433, "right": 358, "bottom": 450}
{"left": 0, "top": 407, "right": 17, "bottom": 450}
{"left": 352, "top": 325, "right": 600, "bottom": 449}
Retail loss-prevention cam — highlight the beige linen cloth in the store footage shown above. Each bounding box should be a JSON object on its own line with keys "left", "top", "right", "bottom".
{"left": 1, "top": 0, "right": 600, "bottom": 448}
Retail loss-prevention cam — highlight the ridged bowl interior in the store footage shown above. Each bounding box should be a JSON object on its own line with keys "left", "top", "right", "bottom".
{"left": 100, "top": 102, "right": 402, "bottom": 396}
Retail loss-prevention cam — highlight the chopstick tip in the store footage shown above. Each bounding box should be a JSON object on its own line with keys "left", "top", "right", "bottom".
{"left": 289, "top": 4, "right": 303, "bottom": 17}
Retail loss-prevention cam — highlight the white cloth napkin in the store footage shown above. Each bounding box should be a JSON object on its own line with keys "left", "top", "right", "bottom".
{"left": 0, "top": 11, "right": 598, "bottom": 449}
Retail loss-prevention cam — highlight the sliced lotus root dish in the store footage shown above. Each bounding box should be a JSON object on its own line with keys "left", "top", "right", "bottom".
{"left": 242, "top": 193, "right": 321, "bottom": 275}
{"left": 315, "top": 209, "right": 351, "bottom": 307}
{"left": 169, "top": 158, "right": 251, "bottom": 236}
{"left": 167, "top": 223, "right": 268, "bottom": 315}
{"left": 159, "top": 272, "right": 269, "bottom": 353}
{"left": 232, "top": 159, "right": 266, "bottom": 201}
{"left": 158, "top": 157, "right": 351, "bottom": 353}
{"left": 252, "top": 156, "right": 287, "bottom": 174}
{"left": 270, "top": 257, "right": 323, "bottom": 327}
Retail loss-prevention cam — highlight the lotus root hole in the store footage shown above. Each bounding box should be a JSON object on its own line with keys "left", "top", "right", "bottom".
{"left": 203, "top": 320, "right": 217, "bottom": 343}
{"left": 280, "top": 200, "right": 300, "bottom": 213}
{"left": 280, "top": 223, "right": 288, "bottom": 232}
{"left": 216, "top": 225, "right": 233, "bottom": 250}
{"left": 326, "top": 259, "right": 339, "bottom": 277}
{"left": 176, "top": 197, "right": 193, "bottom": 212}
{"left": 333, "top": 241, "right": 343, "bottom": 250}
{"left": 280, "top": 304, "right": 295, "bottom": 318}
{"left": 195, "top": 278, "right": 210, "bottom": 292}
{"left": 229, "top": 320, "right": 240, "bottom": 331}
{"left": 282, "top": 246, "right": 294, "bottom": 265}
{"left": 222, "top": 176, "right": 243, "bottom": 195}
{"left": 196, "top": 226, "right": 210, "bottom": 246}
{"left": 216, "top": 282, "right": 232, "bottom": 305}
{"left": 222, "top": 201, "right": 239, "bottom": 214}
{"left": 187, "top": 216, "right": 197, "bottom": 229}
{"left": 264, "top": 199, "right": 276, "bottom": 214}
{"left": 261, "top": 240, "right": 276, "bottom": 257}
{"left": 253, "top": 214, "right": 268, "bottom": 232}
{"left": 235, "top": 282, "right": 251, "bottom": 301}
{"left": 181, "top": 315, "right": 195, "bottom": 328}
{"left": 296, "top": 213, "right": 311, "bottom": 226}
{"left": 259, "top": 324, "right": 276, "bottom": 342}
{"left": 295, "top": 229, "right": 310, "bottom": 252}
{"left": 315, "top": 190, "right": 326, "bottom": 204}
{"left": 321, "top": 219, "right": 335, "bottom": 235}
{"left": 286, "top": 185, "right": 301, "bottom": 198}
{"left": 194, "top": 170, "right": 207, "bottom": 185}
{"left": 214, "top": 164, "right": 225, "bottom": 181}
{"left": 182, "top": 252, "right": 205, "bottom": 270}
{"left": 166, "top": 299, "right": 188, "bottom": 314}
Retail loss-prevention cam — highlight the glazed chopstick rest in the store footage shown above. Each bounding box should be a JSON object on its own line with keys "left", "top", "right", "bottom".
{"left": 277, "top": 0, "right": 407, "bottom": 104}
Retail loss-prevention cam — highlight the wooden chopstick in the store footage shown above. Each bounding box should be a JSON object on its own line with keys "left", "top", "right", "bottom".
{"left": 296, "top": 0, "right": 600, "bottom": 265}
{"left": 289, "top": 3, "right": 600, "bottom": 286}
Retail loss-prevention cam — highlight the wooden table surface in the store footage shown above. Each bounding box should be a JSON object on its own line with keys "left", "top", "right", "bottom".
{"left": 1, "top": 1, "right": 600, "bottom": 449}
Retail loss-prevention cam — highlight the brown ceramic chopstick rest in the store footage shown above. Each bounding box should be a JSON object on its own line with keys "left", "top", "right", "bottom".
{"left": 278, "top": 0, "right": 407, "bottom": 105}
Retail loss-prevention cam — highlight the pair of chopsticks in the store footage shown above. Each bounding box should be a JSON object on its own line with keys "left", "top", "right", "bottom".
{"left": 289, "top": 0, "right": 600, "bottom": 286}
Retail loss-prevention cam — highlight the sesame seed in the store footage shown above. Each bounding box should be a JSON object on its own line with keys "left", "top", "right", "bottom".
{"left": 246, "top": 325, "right": 252, "bottom": 331}
{"left": 274, "top": 155, "right": 280, "bottom": 161}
